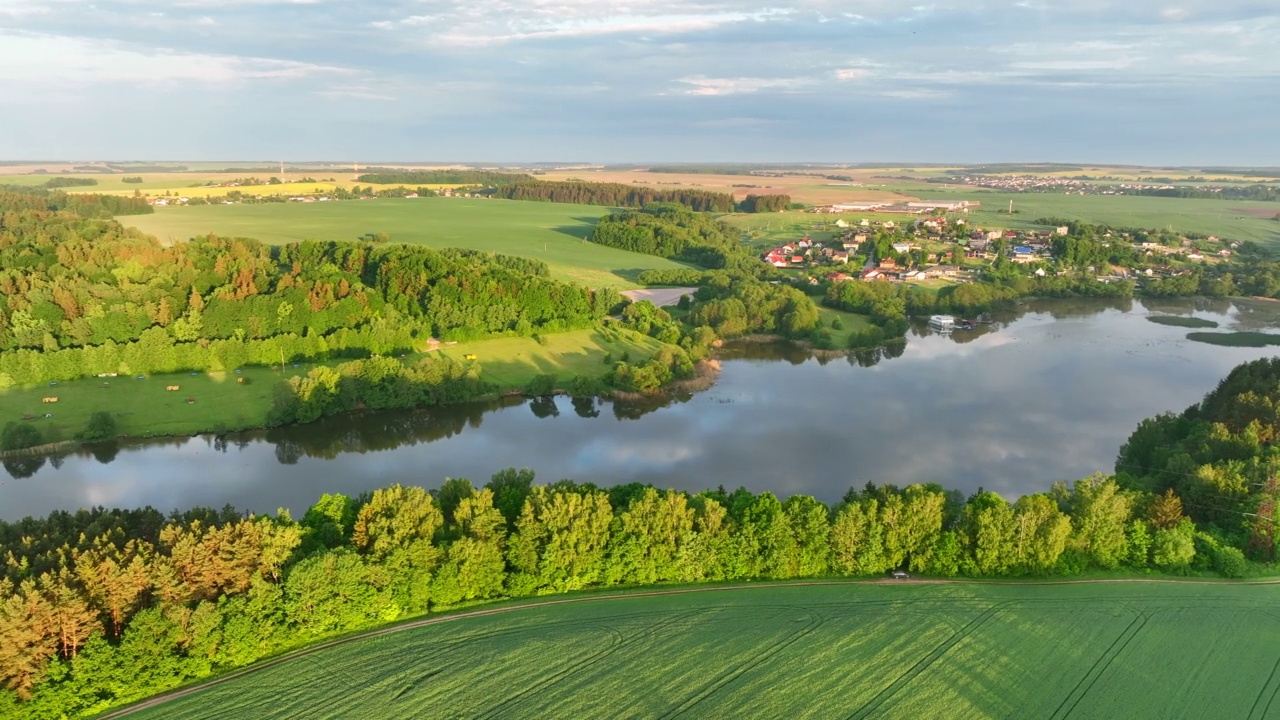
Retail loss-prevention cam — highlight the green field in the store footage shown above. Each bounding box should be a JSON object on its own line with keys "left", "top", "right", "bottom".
{"left": 818, "top": 307, "right": 874, "bottom": 345}
{"left": 120, "top": 198, "right": 690, "bottom": 288}
{"left": 876, "top": 184, "right": 1280, "bottom": 245}
{"left": 0, "top": 329, "right": 663, "bottom": 441}
{"left": 116, "top": 580, "right": 1280, "bottom": 720}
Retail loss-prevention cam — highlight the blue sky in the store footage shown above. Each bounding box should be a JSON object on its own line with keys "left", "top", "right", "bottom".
{"left": 0, "top": 0, "right": 1276, "bottom": 164}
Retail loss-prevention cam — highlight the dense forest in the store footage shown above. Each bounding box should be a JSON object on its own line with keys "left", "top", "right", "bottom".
{"left": 0, "top": 190, "right": 624, "bottom": 392}
{"left": 0, "top": 188, "right": 151, "bottom": 218}
{"left": 1124, "top": 184, "right": 1280, "bottom": 202}
{"left": 355, "top": 170, "right": 532, "bottom": 185}
{"left": 736, "top": 194, "right": 792, "bottom": 212}
{"left": 1116, "top": 357, "right": 1280, "bottom": 558}
{"left": 4, "top": 352, "right": 1270, "bottom": 718}
{"left": 589, "top": 204, "right": 743, "bottom": 265}
{"left": 489, "top": 181, "right": 734, "bottom": 212}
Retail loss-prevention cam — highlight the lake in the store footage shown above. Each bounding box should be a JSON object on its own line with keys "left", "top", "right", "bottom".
{"left": 4, "top": 297, "right": 1280, "bottom": 521}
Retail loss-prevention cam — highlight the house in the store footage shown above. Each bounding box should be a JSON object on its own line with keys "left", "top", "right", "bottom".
{"left": 1056, "top": 226, "right": 1070, "bottom": 236}
{"left": 827, "top": 272, "right": 853, "bottom": 282}
{"left": 834, "top": 219, "right": 850, "bottom": 228}
{"left": 832, "top": 251, "right": 850, "bottom": 263}
{"left": 860, "top": 268, "right": 886, "bottom": 281}
{"left": 1011, "top": 246, "right": 1037, "bottom": 263}
{"left": 891, "top": 242, "right": 912, "bottom": 254}
{"left": 926, "top": 265, "right": 961, "bottom": 278}
{"left": 901, "top": 269, "right": 927, "bottom": 281}
{"left": 878, "top": 257, "right": 898, "bottom": 269}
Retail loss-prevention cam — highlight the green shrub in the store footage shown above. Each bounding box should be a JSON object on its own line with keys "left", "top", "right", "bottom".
{"left": 1213, "top": 546, "right": 1247, "bottom": 578}
{"left": 77, "top": 411, "right": 118, "bottom": 441}
{"left": 525, "top": 374, "right": 557, "bottom": 397}
{"left": 1, "top": 422, "right": 42, "bottom": 451}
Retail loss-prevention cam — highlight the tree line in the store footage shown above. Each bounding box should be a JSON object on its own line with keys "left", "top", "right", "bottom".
{"left": 0, "top": 451, "right": 1247, "bottom": 717}
{"left": 488, "top": 181, "right": 734, "bottom": 212}
{"left": 737, "top": 194, "right": 792, "bottom": 212}
{"left": 356, "top": 170, "right": 533, "bottom": 185}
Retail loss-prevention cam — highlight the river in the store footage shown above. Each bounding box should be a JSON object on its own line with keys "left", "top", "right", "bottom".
{"left": 4, "top": 297, "right": 1279, "bottom": 521}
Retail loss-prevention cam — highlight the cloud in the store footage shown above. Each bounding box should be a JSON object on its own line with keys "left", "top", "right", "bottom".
{"left": 881, "top": 88, "right": 949, "bottom": 99}
{"left": 421, "top": 8, "right": 795, "bottom": 46}
{"left": 834, "top": 68, "right": 871, "bottom": 80}
{"left": 0, "top": 31, "right": 352, "bottom": 84}
{"left": 675, "top": 75, "right": 816, "bottom": 96}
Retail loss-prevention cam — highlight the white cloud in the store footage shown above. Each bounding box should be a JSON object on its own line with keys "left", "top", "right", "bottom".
{"left": 881, "top": 88, "right": 949, "bottom": 99}
{"left": 675, "top": 75, "right": 816, "bottom": 96}
{"left": 834, "top": 68, "right": 871, "bottom": 80}
{"left": 424, "top": 9, "right": 794, "bottom": 46}
{"left": 0, "top": 31, "right": 352, "bottom": 84}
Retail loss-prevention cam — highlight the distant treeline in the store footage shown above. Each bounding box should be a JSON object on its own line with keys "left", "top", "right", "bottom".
{"left": 1125, "top": 185, "right": 1280, "bottom": 202}
{"left": 0, "top": 188, "right": 152, "bottom": 218}
{"left": 41, "top": 177, "right": 98, "bottom": 189}
{"left": 357, "top": 170, "right": 533, "bottom": 185}
{"left": 737, "top": 194, "right": 791, "bottom": 212}
{"left": 947, "top": 164, "right": 1085, "bottom": 174}
{"left": 489, "top": 180, "right": 734, "bottom": 212}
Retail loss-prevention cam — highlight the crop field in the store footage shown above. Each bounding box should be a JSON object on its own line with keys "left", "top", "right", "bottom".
{"left": 116, "top": 580, "right": 1280, "bottom": 720}
{"left": 540, "top": 169, "right": 914, "bottom": 205}
{"left": 120, "top": 198, "right": 687, "bottom": 289}
{"left": 0, "top": 329, "right": 662, "bottom": 441}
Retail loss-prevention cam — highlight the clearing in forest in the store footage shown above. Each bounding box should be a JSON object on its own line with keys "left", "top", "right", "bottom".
{"left": 119, "top": 198, "right": 691, "bottom": 289}
{"left": 118, "top": 580, "right": 1280, "bottom": 720}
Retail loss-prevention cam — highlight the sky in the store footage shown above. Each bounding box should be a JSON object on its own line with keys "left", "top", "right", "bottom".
{"left": 0, "top": 0, "right": 1276, "bottom": 164}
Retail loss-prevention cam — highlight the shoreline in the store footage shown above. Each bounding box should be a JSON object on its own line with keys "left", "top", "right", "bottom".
{"left": 1, "top": 360, "right": 727, "bottom": 462}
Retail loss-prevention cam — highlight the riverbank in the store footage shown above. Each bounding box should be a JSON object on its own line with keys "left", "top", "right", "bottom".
{"left": 0, "top": 327, "right": 670, "bottom": 457}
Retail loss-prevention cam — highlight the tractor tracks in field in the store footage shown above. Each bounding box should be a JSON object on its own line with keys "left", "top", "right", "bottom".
{"left": 846, "top": 601, "right": 1012, "bottom": 720}
{"left": 474, "top": 609, "right": 703, "bottom": 719}
{"left": 657, "top": 606, "right": 825, "bottom": 719}
{"left": 1048, "top": 611, "right": 1149, "bottom": 720}
{"left": 96, "top": 576, "right": 1280, "bottom": 719}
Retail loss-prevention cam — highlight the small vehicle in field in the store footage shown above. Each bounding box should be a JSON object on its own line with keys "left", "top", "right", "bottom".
{"left": 891, "top": 570, "right": 910, "bottom": 579}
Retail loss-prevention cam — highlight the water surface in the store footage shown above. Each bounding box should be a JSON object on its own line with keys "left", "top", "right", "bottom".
{"left": 4, "top": 297, "right": 1278, "bottom": 520}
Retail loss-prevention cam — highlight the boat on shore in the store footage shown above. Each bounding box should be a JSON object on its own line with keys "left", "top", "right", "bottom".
{"left": 929, "top": 314, "right": 956, "bottom": 331}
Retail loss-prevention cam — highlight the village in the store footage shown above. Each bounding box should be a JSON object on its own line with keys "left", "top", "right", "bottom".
{"left": 760, "top": 208, "right": 1238, "bottom": 287}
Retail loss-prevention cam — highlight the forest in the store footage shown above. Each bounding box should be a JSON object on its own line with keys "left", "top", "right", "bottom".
{"left": 0, "top": 190, "right": 624, "bottom": 391}
{"left": 736, "top": 194, "right": 792, "bottom": 213}
{"left": 488, "top": 181, "right": 734, "bottom": 212}
{"left": 5, "top": 353, "right": 1276, "bottom": 716}
{"left": 355, "top": 170, "right": 532, "bottom": 185}
{"left": 1116, "top": 356, "right": 1280, "bottom": 559}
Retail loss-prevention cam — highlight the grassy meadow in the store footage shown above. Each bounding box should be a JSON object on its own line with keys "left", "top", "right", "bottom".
{"left": 120, "top": 198, "right": 689, "bottom": 289}
{"left": 0, "top": 329, "right": 663, "bottom": 442}
{"left": 119, "top": 580, "right": 1280, "bottom": 720}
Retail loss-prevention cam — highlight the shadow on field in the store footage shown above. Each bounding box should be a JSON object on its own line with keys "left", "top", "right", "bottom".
{"left": 550, "top": 218, "right": 602, "bottom": 240}
{"left": 611, "top": 268, "right": 655, "bottom": 284}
